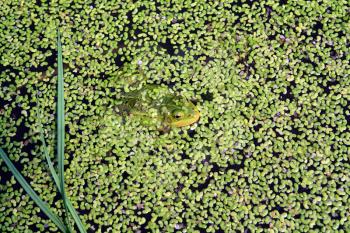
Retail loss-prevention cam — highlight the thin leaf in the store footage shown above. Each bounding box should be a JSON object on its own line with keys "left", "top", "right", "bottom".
{"left": 57, "top": 29, "right": 65, "bottom": 199}
{"left": 56, "top": 29, "right": 74, "bottom": 233}
{"left": 0, "top": 148, "right": 68, "bottom": 233}
{"left": 36, "top": 108, "right": 60, "bottom": 188}
{"left": 65, "top": 198, "right": 87, "bottom": 233}
{"left": 56, "top": 29, "right": 87, "bottom": 233}
{"left": 36, "top": 110, "right": 87, "bottom": 233}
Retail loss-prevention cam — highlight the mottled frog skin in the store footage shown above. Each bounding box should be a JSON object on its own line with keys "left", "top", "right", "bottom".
{"left": 116, "top": 84, "right": 200, "bottom": 129}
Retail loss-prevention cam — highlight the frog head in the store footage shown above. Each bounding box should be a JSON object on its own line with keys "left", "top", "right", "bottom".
{"left": 161, "top": 96, "right": 200, "bottom": 127}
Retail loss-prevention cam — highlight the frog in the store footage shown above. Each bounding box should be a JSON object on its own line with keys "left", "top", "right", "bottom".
{"left": 115, "top": 84, "right": 200, "bottom": 130}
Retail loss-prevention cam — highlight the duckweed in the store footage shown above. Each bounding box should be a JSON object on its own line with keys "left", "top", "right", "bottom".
{"left": 1, "top": 0, "right": 350, "bottom": 232}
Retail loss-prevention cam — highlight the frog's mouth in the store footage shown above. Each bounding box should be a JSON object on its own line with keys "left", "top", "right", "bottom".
{"left": 170, "top": 108, "right": 200, "bottom": 127}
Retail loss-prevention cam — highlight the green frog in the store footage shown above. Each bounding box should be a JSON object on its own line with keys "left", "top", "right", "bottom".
{"left": 115, "top": 84, "right": 200, "bottom": 130}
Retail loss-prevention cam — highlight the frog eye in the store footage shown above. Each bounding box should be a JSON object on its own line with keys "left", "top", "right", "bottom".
{"left": 173, "top": 111, "right": 184, "bottom": 119}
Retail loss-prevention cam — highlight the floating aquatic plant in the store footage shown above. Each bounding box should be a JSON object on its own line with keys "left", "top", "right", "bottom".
{"left": 1, "top": 0, "right": 350, "bottom": 232}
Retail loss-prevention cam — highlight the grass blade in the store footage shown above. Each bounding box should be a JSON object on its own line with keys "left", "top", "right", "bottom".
{"left": 56, "top": 29, "right": 73, "bottom": 232}
{"left": 0, "top": 28, "right": 86, "bottom": 233}
{"left": 56, "top": 29, "right": 87, "bottom": 233}
{"left": 36, "top": 110, "right": 60, "bottom": 188}
{"left": 65, "top": 199, "right": 87, "bottom": 233}
{"left": 36, "top": 106, "right": 87, "bottom": 233}
{"left": 57, "top": 29, "right": 65, "bottom": 201}
{"left": 0, "top": 148, "right": 68, "bottom": 233}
